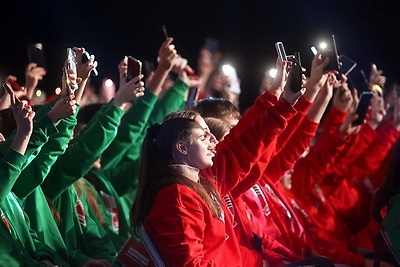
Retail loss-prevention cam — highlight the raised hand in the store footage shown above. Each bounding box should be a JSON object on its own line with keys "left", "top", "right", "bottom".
{"left": 75, "top": 48, "right": 97, "bottom": 80}
{"left": 113, "top": 75, "right": 145, "bottom": 109}
{"left": 333, "top": 78, "right": 354, "bottom": 112}
{"left": 118, "top": 57, "right": 128, "bottom": 91}
{"left": 268, "top": 57, "right": 288, "bottom": 98}
{"left": 158, "top": 37, "right": 178, "bottom": 71}
{"left": 307, "top": 52, "right": 331, "bottom": 87}
{"left": 25, "top": 63, "right": 46, "bottom": 99}
{"left": 368, "top": 92, "right": 386, "bottom": 129}
{"left": 6, "top": 86, "right": 35, "bottom": 154}
{"left": 369, "top": 64, "right": 386, "bottom": 88}
{"left": 47, "top": 94, "right": 77, "bottom": 124}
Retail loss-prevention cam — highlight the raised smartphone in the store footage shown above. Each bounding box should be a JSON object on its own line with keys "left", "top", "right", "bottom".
{"left": 352, "top": 91, "right": 373, "bottom": 126}
{"left": 275, "top": 42, "right": 287, "bottom": 62}
{"left": 127, "top": 56, "right": 142, "bottom": 82}
{"left": 286, "top": 56, "right": 303, "bottom": 93}
{"left": 27, "top": 43, "right": 46, "bottom": 69}
{"left": 322, "top": 34, "right": 340, "bottom": 71}
{"left": 65, "top": 48, "right": 78, "bottom": 94}
{"left": 2, "top": 83, "right": 21, "bottom": 104}
{"left": 339, "top": 55, "right": 357, "bottom": 77}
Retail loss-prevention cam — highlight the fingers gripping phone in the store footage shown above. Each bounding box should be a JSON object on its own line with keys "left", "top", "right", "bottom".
{"left": 127, "top": 56, "right": 142, "bottom": 82}
{"left": 72, "top": 47, "right": 99, "bottom": 77}
{"left": 352, "top": 91, "right": 373, "bottom": 126}
{"left": 2, "top": 83, "right": 21, "bottom": 104}
{"left": 65, "top": 48, "right": 78, "bottom": 94}
{"left": 161, "top": 25, "right": 199, "bottom": 80}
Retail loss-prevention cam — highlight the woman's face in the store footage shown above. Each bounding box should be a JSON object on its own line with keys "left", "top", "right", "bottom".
{"left": 185, "top": 127, "right": 216, "bottom": 169}
{"left": 182, "top": 115, "right": 217, "bottom": 169}
{"left": 194, "top": 115, "right": 218, "bottom": 147}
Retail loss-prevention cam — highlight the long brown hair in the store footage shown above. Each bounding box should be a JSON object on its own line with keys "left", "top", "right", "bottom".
{"left": 372, "top": 138, "right": 400, "bottom": 223}
{"left": 74, "top": 179, "right": 107, "bottom": 227}
{"left": 131, "top": 117, "right": 222, "bottom": 230}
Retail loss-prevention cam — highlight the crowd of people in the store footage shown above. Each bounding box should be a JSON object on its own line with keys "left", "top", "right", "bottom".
{"left": 0, "top": 34, "right": 399, "bottom": 267}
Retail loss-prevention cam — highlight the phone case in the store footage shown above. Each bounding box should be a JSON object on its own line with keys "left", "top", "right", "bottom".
{"left": 352, "top": 91, "right": 373, "bottom": 126}
{"left": 287, "top": 57, "right": 303, "bottom": 93}
{"left": 65, "top": 48, "right": 78, "bottom": 94}
{"left": 27, "top": 43, "right": 46, "bottom": 68}
{"left": 275, "top": 42, "right": 287, "bottom": 62}
{"left": 322, "top": 49, "right": 339, "bottom": 71}
{"left": 127, "top": 57, "right": 142, "bottom": 81}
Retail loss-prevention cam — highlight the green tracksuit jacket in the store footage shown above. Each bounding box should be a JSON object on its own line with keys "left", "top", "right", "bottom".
{"left": 41, "top": 101, "right": 124, "bottom": 266}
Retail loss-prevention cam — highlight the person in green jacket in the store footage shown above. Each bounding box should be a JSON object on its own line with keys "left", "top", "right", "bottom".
{"left": 0, "top": 88, "right": 58, "bottom": 266}
{"left": 41, "top": 72, "right": 145, "bottom": 266}
{"left": 9, "top": 48, "right": 96, "bottom": 267}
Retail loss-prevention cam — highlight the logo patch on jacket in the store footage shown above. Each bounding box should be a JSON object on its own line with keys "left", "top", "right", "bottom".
{"left": 251, "top": 185, "right": 271, "bottom": 216}
{"left": 100, "top": 191, "right": 119, "bottom": 231}
{"left": 75, "top": 198, "right": 86, "bottom": 227}
{"left": 223, "top": 194, "right": 237, "bottom": 228}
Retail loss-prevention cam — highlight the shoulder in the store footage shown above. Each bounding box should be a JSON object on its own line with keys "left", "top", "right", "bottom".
{"left": 157, "top": 184, "right": 203, "bottom": 204}
{"left": 151, "top": 184, "right": 207, "bottom": 216}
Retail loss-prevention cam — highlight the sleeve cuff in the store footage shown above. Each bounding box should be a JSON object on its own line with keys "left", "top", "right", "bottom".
{"left": 294, "top": 96, "right": 313, "bottom": 114}
{"left": 35, "top": 115, "right": 59, "bottom": 137}
{"left": 173, "top": 78, "right": 190, "bottom": 92}
{"left": 4, "top": 149, "right": 27, "bottom": 169}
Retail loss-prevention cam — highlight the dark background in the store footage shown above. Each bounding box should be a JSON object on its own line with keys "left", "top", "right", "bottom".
{"left": 1, "top": 0, "right": 399, "bottom": 111}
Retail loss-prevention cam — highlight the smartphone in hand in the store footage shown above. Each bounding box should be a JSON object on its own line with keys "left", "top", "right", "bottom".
{"left": 127, "top": 56, "right": 142, "bottom": 82}
{"left": 8, "top": 79, "right": 23, "bottom": 92}
{"left": 348, "top": 68, "right": 369, "bottom": 94}
{"left": 275, "top": 42, "right": 287, "bottom": 62}
{"left": 72, "top": 47, "right": 99, "bottom": 77}
{"left": 321, "top": 35, "right": 340, "bottom": 71}
{"left": 65, "top": 48, "right": 78, "bottom": 94}
{"left": 352, "top": 91, "right": 373, "bottom": 126}
{"left": 2, "top": 83, "right": 21, "bottom": 104}
{"left": 221, "top": 65, "right": 241, "bottom": 94}
{"left": 186, "top": 87, "right": 198, "bottom": 108}
{"left": 339, "top": 55, "right": 357, "bottom": 77}
{"left": 27, "top": 43, "right": 46, "bottom": 69}
{"left": 286, "top": 55, "right": 303, "bottom": 93}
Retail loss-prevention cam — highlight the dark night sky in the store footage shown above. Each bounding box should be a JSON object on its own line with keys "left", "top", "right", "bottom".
{"left": 1, "top": 0, "right": 399, "bottom": 111}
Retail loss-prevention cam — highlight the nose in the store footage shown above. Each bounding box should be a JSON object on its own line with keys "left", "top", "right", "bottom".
{"left": 209, "top": 132, "right": 218, "bottom": 147}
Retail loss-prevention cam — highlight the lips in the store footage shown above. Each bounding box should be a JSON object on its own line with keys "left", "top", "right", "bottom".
{"left": 209, "top": 148, "right": 217, "bottom": 157}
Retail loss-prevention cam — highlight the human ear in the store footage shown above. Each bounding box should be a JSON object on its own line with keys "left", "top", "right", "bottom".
{"left": 176, "top": 141, "right": 188, "bottom": 155}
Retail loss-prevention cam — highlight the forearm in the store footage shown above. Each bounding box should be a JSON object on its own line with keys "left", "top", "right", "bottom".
{"left": 13, "top": 114, "right": 78, "bottom": 199}
{"left": 147, "top": 78, "right": 189, "bottom": 125}
{"left": 145, "top": 66, "right": 169, "bottom": 96}
{"left": 101, "top": 90, "right": 158, "bottom": 170}
{"left": 204, "top": 97, "right": 297, "bottom": 195}
{"left": 42, "top": 103, "right": 124, "bottom": 200}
